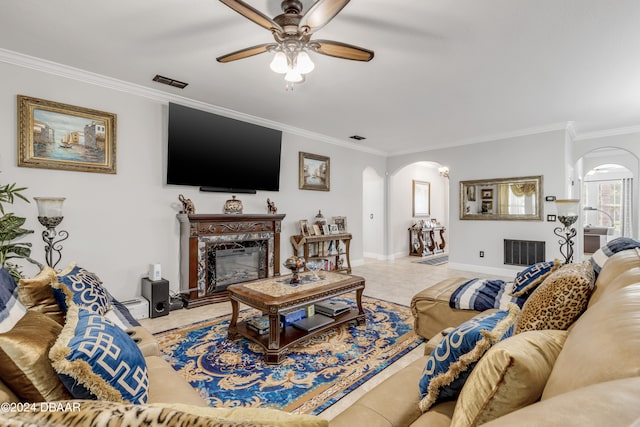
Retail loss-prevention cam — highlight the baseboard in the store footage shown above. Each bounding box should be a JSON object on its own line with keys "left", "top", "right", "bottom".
{"left": 362, "top": 252, "right": 388, "bottom": 260}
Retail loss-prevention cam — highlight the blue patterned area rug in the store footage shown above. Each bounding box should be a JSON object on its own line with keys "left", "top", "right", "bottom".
{"left": 154, "top": 296, "right": 423, "bottom": 415}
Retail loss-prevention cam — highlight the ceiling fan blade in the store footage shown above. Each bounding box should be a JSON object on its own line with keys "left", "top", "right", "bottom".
{"left": 216, "top": 43, "right": 276, "bottom": 63}
{"left": 312, "top": 40, "right": 374, "bottom": 61}
{"left": 299, "top": 0, "right": 350, "bottom": 34}
{"left": 219, "top": 0, "right": 283, "bottom": 33}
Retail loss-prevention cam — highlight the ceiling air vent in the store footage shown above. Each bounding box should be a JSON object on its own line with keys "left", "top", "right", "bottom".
{"left": 152, "top": 74, "right": 188, "bottom": 89}
{"left": 349, "top": 135, "right": 366, "bottom": 141}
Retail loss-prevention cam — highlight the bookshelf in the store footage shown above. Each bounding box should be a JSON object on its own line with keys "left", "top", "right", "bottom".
{"left": 290, "top": 233, "right": 352, "bottom": 274}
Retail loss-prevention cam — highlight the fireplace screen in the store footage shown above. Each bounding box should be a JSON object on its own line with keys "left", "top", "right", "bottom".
{"left": 207, "top": 240, "right": 267, "bottom": 292}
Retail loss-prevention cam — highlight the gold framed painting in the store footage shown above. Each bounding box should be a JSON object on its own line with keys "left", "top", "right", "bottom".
{"left": 299, "top": 152, "right": 330, "bottom": 191}
{"left": 17, "top": 95, "right": 117, "bottom": 174}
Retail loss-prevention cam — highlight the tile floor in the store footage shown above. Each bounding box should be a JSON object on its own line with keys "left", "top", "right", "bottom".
{"left": 139, "top": 255, "right": 510, "bottom": 421}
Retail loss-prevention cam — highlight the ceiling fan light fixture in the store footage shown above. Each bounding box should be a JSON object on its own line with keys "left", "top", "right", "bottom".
{"left": 284, "top": 67, "right": 304, "bottom": 83}
{"left": 295, "top": 51, "right": 314, "bottom": 74}
{"left": 269, "top": 51, "right": 288, "bottom": 73}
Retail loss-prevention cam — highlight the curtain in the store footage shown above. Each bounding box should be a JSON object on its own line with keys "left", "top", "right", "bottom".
{"left": 510, "top": 183, "right": 536, "bottom": 196}
{"left": 621, "top": 178, "right": 633, "bottom": 237}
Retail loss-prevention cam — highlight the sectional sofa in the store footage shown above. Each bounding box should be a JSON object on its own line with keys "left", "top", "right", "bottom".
{"left": 330, "top": 245, "right": 640, "bottom": 426}
{"left": 0, "top": 263, "right": 326, "bottom": 426}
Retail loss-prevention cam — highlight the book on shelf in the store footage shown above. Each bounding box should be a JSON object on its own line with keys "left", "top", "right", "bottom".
{"left": 246, "top": 315, "right": 282, "bottom": 335}
{"left": 280, "top": 308, "right": 307, "bottom": 327}
{"left": 292, "top": 314, "right": 334, "bottom": 332}
{"left": 315, "top": 300, "right": 351, "bottom": 317}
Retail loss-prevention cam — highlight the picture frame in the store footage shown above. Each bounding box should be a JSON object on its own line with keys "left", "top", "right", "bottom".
{"left": 466, "top": 185, "right": 476, "bottom": 202}
{"left": 481, "top": 201, "right": 494, "bottom": 213}
{"left": 17, "top": 95, "right": 117, "bottom": 174}
{"left": 299, "top": 220, "right": 311, "bottom": 236}
{"left": 412, "top": 180, "right": 430, "bottom": 217}
{"left": 322, "top": 224, "right": 330, "bottom": 235}
{"left": 299, "top": 152, "right": 330, "bottom": 191}
{"left": 481, "top": 188, "right": 494, "bottom": 200}
{"left": 329, "top": 224, "right": 339, "bottom": 234}
{"left": 332, "top": 216, "right": 347, "bottom": 233}
{"left": 312, "top": 224, "right": 322, "bottom": 236}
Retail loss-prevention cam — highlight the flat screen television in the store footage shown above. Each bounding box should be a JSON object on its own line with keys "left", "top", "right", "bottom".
{"left": 167, "top": 103, "right": 282, "bottom": 193}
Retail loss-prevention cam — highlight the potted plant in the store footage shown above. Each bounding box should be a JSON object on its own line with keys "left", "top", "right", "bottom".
{"left": 0, "top": 182, "right": 36, "bottom": 281}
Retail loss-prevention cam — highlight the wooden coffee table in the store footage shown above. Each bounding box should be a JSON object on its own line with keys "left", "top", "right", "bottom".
{"left": 227, "top": 272, "right": 366, "bottom": 364}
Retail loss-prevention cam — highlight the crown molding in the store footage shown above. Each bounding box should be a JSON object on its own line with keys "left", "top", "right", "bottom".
{"left": 0, "top": 48, "right": 387, "bottom": 157}
{"left": 572, "top": 124, "right": 640, "bottom": 141}
{"left": 390, "top": 122, "right": 571, "bottom": 157}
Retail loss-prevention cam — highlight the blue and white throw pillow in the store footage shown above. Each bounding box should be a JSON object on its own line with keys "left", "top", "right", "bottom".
{"left": 49, "top": 304, "right": 149, "bottom": 404}
{"left": 51, "top": 264, "right": 111, "bottom": 315}
{"left": 589, "top": 237, "right": 640, "bottom": 278}
{"left": 0, "top": 267, "right": 27, "bottom": 333}
{"left": 418, "top": 304, "right": 520, "bottom": 412}
{"left": 510, "top": 260, "right": 560, "bottom": 297}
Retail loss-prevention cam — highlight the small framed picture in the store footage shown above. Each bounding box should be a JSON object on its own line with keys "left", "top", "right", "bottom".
{"left": 332, "top": 216, "right": 347, "bottom": 233}
{"left": 299, "top": 152, "right": 330, "bottom": 191}
{"left": 312, "top": 224, "right": 322, "bottom": 236}
{"left": 329, "top": 224, "right": 339, "bottom": 234}
{"left": 322, "top": 224, "right": 330, "bottom": 235}
{"left": 299, "top": 220, "right": 311, "bottom": 236}
{"left": 481, "top": 188, "right": 494, "bottom": 200}
{"left": 481, "top": 201, "right": 493, "bottom": 213}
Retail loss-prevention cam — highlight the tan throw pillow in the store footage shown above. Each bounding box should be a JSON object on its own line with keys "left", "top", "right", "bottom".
{"left": 515, "top": 262, "right": 594, "bottom": 334}
{"left": 451, "top": 330, "right": 567, "bottom": 427}
{"left": 18, "top": 267, "right": 65, "bottom": 325}
{"left": 0, "top": 310, "right": 72, "bottom": 402}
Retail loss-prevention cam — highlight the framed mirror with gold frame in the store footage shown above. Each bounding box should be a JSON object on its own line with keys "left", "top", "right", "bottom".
{"left": 460, "top": 175, "right": 543, "bottom": 221}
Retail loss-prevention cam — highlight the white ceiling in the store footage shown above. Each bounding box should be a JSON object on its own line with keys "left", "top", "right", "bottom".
{"left": 2, "top": 0, "right": 640, "bottom": 156}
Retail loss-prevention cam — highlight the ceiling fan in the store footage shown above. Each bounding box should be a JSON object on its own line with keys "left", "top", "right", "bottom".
{"left": 216, "top": 0, "right": 374, "bottom": 84}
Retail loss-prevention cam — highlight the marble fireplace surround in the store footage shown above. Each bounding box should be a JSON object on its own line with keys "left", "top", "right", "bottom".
{"left": 178, "top": 213, "right": 286, "bottom": 307}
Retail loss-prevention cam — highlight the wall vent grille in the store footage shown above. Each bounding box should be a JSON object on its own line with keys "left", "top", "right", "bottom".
{"left": 504, "top": 239, "right": 545, "bottom": 266}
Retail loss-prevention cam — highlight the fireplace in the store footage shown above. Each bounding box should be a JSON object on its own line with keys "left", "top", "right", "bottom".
{"left": 178, "top": 213, "right": 285, "bottom": 307}
{"left": 207, "top": 240, "right": 268, "bottom": 292}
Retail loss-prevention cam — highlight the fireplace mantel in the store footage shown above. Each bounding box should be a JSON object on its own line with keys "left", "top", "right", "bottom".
{"left": 178, "top": 213, "right": 286, "bottom": 307}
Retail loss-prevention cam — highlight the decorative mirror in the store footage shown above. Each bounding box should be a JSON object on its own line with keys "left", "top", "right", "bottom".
{"left": 460, "top": 175, "right": 543, "bottom": 220}
{"left": 412, "top": 180, "right": 430, "bottom": 217}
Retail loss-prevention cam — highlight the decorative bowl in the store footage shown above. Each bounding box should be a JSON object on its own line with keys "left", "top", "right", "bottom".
{"left": 283, "top": 256, "right": 306, "bottom": 284}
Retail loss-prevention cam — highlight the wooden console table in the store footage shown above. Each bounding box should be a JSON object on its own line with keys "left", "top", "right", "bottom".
{"left": 409, "top": 225, "right": 446, "bottom": 257}
{"left": 290, "top": 233, "right": 352, "bottom": 274}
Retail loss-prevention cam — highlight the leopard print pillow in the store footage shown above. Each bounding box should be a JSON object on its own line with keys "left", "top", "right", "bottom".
{"left": 515, "top": 262, "right": 595, "bottom": 334}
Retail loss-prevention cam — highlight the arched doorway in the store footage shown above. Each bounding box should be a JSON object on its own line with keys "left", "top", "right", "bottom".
{"left": 387, "top": 161, "right": 450, "bottom": 258}
{"left": 578, "top": 147, "right": 638, "bottom": 255}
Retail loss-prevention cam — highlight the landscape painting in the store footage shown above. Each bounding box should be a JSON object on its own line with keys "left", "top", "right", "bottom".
{"left": 299, "top": 151, "right": 330, "bottom": 191}
{"left": 18, "top": 95, "right": 117, "bottom": 174}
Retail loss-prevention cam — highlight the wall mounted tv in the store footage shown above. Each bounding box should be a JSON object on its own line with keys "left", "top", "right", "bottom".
{"left": 167, "top": 103, "right": 282, "bottom": 193}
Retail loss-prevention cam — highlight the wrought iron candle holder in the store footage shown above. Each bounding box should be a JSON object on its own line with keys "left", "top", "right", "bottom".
{"left": 554, "top": 199, "right": 580, "bottom": 264}
{"left": 34, "top": 197, "right": 68, "bottom": 269}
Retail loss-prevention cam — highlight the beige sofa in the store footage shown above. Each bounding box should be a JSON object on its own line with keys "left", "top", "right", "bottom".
{"left": 0, "top": 306, "right": 206, "bottom": 407}
{"left": 0, "top": 267, "right": 328, "bottom": 426}
{"left": 330, "top": 248, "right": 640, "bottom": 426}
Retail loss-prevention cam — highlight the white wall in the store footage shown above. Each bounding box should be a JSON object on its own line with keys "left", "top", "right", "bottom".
{"left": 0, "top": 60, "right": 386, "bottom": 300}
{"left": 388, "top": 130, "right": 569, "bottom": 276}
